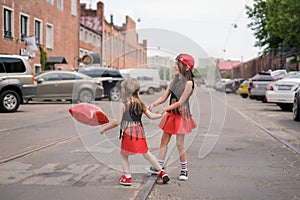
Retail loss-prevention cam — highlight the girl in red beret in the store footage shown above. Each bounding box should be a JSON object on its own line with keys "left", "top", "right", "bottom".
{"left": 100, "top": 78, "right": 170, "bottom": 186}
{"left": 148, "top": 53, "right": 196, "bottom": 181}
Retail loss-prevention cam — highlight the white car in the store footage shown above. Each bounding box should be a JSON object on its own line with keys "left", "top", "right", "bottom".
{"left": 266, "top": 71, "right": 300, "bottom": 111}
{"left": 120, "top": 69, "right": 161, "bottom": 95}
{"left": 214, "top": 79, "right": 230, "bottom": 92}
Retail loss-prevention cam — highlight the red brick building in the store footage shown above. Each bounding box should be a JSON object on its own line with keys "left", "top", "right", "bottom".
{"left": 80, "top": 2, "right": 147, "bottom": 69}
{"left": 231, "top": 53, "right": 300, "bottom": 79}
{"left": 217, "top": 60, "right": 242, "bottom": 78}
{"left": 0, "top": 0, "right": 80, "bottom": 72}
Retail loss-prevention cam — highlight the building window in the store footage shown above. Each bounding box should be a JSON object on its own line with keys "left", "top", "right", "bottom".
{"left": 20, "top": 14, "right": 29, "bottom": 42}
{"left": 107, "top": 32, "right": 111, "bottom": 50}
{"left": 34, "top": 64, "right": 42, "bottom": 74}
{"left": 3, "top": 8, "right": 13, "bottom": 39}
{"left": 46, "top": 24, "right": 53, "bottom": 49}
{"left": 34, "top": 19, "right": 42, "bottom": 45}
{"left": 99, "top": 36, "right": 102, "bottom": 48}
{"left": 80, "top": 28, "right": 83, "bottom": 40}
{"left": 104, "top": 31, "right": 107, "bottom": 50}
{"left": 57, "top": 0, "right": 63, "bottom": 11}
{"left": 84, "top": 30, "right": 88, "bottom": 41}
{"left": 46, "top": 0, "right": 54, "bottom": 5}
{"left": 71, "top": 0, "right": 77, "bottom": 16}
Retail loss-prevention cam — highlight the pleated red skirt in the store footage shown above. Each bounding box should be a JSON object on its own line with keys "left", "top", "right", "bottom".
{"left": 159, "top": 110, "right": 196, "bottom": 134}
{"left": 121, "top": 125, "right": 148, "bottom": 155}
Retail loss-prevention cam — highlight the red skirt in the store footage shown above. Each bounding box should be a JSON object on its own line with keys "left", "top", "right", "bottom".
{"left": 159, "top": 110, "right": 196, "bottom": 134}
{"left": 121, "top": 125, "right": 148, "bottom": 155}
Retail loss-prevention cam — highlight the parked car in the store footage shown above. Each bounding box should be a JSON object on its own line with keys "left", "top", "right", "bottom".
{"left": 293, "top": 86, "right": 300, "bottom": 121}
{"left": 78, "top": 67, "right": 124, "bottom": 101}
{"left": 160, "top": 80, "right": 169, "bottom": 90}
{"left": 0, "top": 78, "right": 23, "bottom": 112}
{"left": 225, "top": 78, "right": 245, "bottom": 94}
{"left": 266, "top": 71, "right": 300, "bottom": 111}
{"left": 214, "top": 79, "right": 230, "bottom": 92}
{"left": 27, "top": 71, "right": 103, "bottom": 103}
{"left": 0, "top": 54, "right": 36, "bottom": 101}
{"left": 271, "top": 69, "right": 288, "bottom": 81}
{"left": 120, "top": 68, "right": 161, "bottom": 95}
{"left": 249, "top": 72, "right": 275, "bottom": 102}
{"left": 238, "top": 79, "right": 251, "bottom": 98}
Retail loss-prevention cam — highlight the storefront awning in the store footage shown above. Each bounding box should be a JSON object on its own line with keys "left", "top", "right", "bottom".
{"left": 46, "top": 57, "right": 67, "bottom": 64}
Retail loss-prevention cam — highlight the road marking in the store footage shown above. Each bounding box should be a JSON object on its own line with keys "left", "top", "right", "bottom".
{"left": 0, "top": 161, "right": 100, "bottom": 186}
{"left": 0, "top": 135, "right": 77, "bottom": 164}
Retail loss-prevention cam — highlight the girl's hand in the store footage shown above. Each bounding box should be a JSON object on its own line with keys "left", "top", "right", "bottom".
{"left": 156, "top": 109, "right": 165, "bottom": 115}
{"left": 148, "top": 104, "right": 154, "bottom": 111}
{"left": 100, "top": 127, "right": 105, "bottom": 134}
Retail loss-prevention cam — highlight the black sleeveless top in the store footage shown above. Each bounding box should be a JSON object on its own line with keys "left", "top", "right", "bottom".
{"left": 119, "top": 103, "right": 145, "bottom": 140}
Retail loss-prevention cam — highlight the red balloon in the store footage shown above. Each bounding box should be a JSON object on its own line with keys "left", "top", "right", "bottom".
{"left": 69, "top": 103, "right": 109, "bottom": 126}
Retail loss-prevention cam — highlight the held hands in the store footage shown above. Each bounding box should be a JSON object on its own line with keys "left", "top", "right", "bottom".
{"left": 148, "top": 104, "right": 154, "bottom": 111}
{"left": 156, "top": 109, "right": 165, "bottom": 115}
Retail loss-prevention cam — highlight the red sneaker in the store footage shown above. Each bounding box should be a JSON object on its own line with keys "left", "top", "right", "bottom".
{"left": 157, "top": 170, "right": 170, "bottom": 184}
{"left": 119, "top": 175, "right": 132, "bottom": 186}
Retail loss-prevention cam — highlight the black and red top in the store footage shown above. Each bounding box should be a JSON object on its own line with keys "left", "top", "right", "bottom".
{"left": 119, "top": 103, "right": 145, "bottom": 140}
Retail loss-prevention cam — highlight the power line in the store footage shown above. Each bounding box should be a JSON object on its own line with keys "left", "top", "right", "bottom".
{"left": 222, "top": 0, "right": 251, "bottom": 55}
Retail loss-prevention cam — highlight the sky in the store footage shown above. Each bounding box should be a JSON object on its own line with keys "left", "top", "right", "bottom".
{"left": 80, "top": 0, "right": 261, "bottom": 62}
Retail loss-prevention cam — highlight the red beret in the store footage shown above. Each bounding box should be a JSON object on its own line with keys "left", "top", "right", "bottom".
{"left": 176, "top": 54, "right": 194, "bottom": 70}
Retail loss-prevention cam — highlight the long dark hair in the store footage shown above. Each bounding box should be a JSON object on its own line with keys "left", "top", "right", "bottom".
{"left": 177, "top": 61, "right": 194, "bottom": 88}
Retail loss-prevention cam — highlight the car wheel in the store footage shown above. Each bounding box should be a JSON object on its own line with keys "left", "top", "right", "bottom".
{"left": 109, "top": 86, "right": 121, "bottom": 101}
{"left": 0, "top": 90, "right": 21, "bottom": 112}
{"left": 240, "top": 94, "right": 248, "bottom": 98}
{"left": 78, "top": 89, "right": 93, "bottom": 103}
{"left": 293, "top": 96, "right": 300, "bottom": 121}
{"left": 147, "top": 87, "right": 155, "bottom": 95}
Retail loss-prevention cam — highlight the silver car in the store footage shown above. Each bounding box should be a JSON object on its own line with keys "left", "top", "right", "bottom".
{"left": 29, "top": 71, "right": 103, "bottom": 103}
{"left": 249, "top": 72, "right": 274, "bottom": 102}
{"left": 0, "top": 54, "right": 36, "bottom": 100}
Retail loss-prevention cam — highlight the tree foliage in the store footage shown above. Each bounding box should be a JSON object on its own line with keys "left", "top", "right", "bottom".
{"left": 246, "top": 0, "right": 300, "bottom": 55}
{"left": 39, "top": 46, "right": 47, "bottom": 71}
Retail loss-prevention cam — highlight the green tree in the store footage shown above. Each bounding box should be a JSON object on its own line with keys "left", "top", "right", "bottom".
{"left": 224, "top": 71, "right": 231, "bottom": 79}
{"left": 246, "top": 0, "right": 268, "bottom": 49}
{"left": 267, "top": 0, "right": 300, "bottom": 49}
{"left": 39, "top": 46, "right": 47, "bottom": 71}
{"left": 246, "top": 0, "right": 283, "bottom": 53}
{"left": 192, "top": 68, "right": 201, "bottom": 78}
{"left": 246, "top": 0, "right": 300, "bottom": 53}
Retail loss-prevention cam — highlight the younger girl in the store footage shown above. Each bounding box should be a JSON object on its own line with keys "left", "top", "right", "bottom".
{"left": 100, "top": 78, "right": 170, "bottom": 186}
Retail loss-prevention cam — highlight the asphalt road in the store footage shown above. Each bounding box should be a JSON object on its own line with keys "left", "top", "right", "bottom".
{"left": 0, "top": 86, "right": 299, "bottom": 200}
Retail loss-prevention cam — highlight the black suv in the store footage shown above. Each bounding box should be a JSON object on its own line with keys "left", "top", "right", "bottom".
{"left": 78, "top": 67, "right": 124, "bottom": 101}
